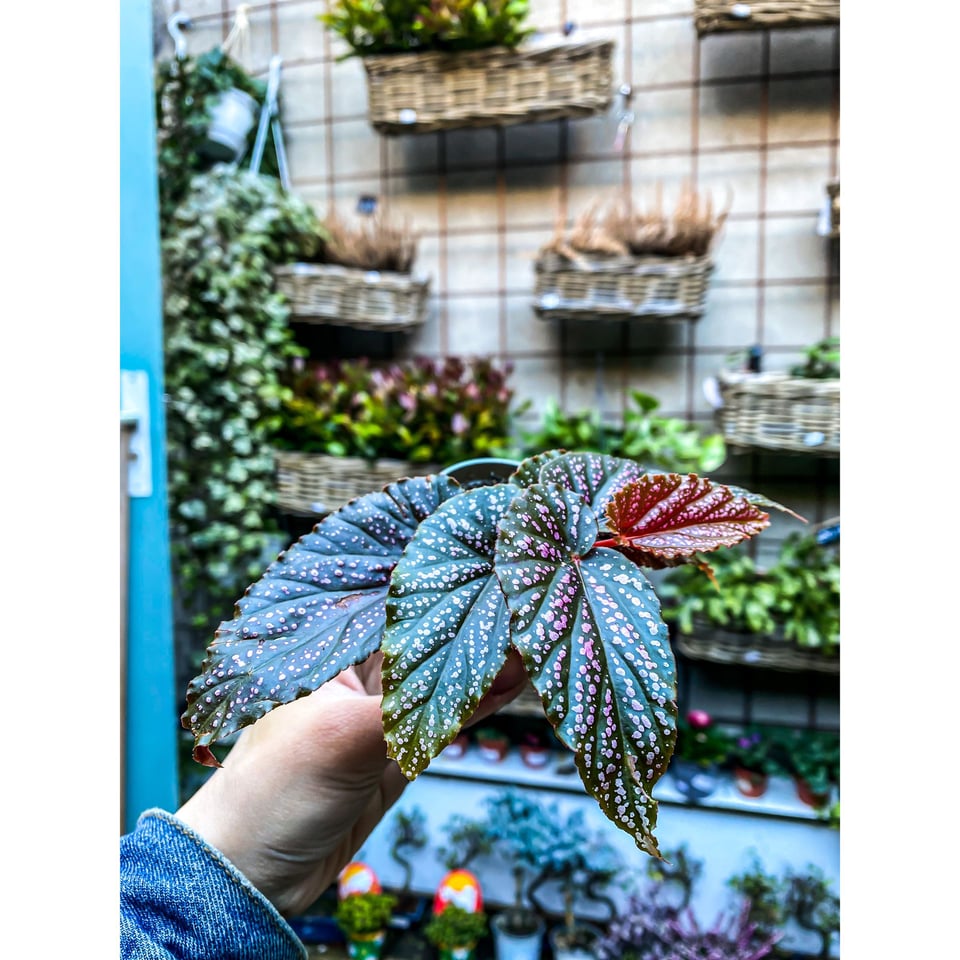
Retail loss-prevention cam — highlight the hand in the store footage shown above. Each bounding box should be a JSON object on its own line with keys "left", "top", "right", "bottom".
{"left": 176, "top": 650, "right": 528, "bottom": 916}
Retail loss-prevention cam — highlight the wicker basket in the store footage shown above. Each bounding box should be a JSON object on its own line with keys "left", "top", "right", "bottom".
{"left": 674, "top": 623, "right": 839, "bottom": 675}
{"left": 716, "top": 369, "right": 839, "bottom": 455}
{"left": 362, "top": 39, "right": 614, "bottom": 135}
{"left": 694, "top": 0, "right": 840, "bottom": 34}
{"left": 533, "top": 251, "right": 714, "bottom": 322}
{"left": 273, "top": 263, "right": 429, "bottom": 332}
{"left": 274, "top": 450, "right": 442, "bottom": 516}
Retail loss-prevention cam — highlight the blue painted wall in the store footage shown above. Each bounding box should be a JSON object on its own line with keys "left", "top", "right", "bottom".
{"left": 120, "top": 0, "right": 179, "bottom": 831}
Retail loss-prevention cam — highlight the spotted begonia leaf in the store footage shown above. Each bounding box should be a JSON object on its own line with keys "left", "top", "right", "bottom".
{"left": 726, "top": 484, "right": 807, "bottom": 523}
{"left": 183, "top": 474, "right": 460, "bottom": 765}
{"left": 602, "top": 473, "right": 770, "bottom": 563}
{"left": 536, "top": 451, "right": 644, "bottom": 516}
{"left": 382, "top": 484, "right": 515, "bottom": 778}
{"left": 510, "top": 449, "right": 566, "bottom": 488}
{"left": 494, "top": 481, "right": 677, "bottom": 857}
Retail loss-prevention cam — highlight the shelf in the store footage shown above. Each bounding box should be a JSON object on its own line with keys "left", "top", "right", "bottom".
{"left": 426, "top": 745, "right": 835, "bottom": 823}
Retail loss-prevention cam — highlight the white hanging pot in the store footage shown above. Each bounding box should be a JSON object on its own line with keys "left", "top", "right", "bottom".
{"left": 204, "top": 87, "right": 258, "bottom": 161}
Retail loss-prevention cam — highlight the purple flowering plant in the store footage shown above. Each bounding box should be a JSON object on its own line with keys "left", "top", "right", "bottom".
{"left": 729, "top": 727, "right": 784, "bottom": 777}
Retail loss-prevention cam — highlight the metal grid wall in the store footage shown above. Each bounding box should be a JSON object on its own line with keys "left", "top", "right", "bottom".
{"left": 165, "top": 0, "right": 840, "bottom": 728}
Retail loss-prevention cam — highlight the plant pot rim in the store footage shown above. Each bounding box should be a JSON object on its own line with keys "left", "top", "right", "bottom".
{"left": 492, "top": 910, "right": 545, "bottom": 937}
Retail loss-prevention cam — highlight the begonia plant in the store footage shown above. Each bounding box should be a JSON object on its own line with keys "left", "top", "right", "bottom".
{"left": 183, "top": 450, "right": 799, "bottom": 857}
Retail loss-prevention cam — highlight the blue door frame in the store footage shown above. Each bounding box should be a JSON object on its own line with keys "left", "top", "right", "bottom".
{"left": 119, "top": 0, "right": 179, "bottom": 832}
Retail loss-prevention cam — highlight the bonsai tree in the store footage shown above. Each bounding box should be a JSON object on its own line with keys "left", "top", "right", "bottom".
{"left": 783, "top": 866, "right": 839, "bottom": 960}
{"left": 388, "top": 807, "right": 429, "bottom": 895}
{"left": 184, "top": 449, "right": 799, "bottom": 857}
{"left": 424, "top": 904, "right": 489, "bottom": 957}
{"left": 483, "top": 790, "right": 553, "bottom": 937}
{"left": 645, "top": 843, "right": 703, "bottom": 914}
{"left": 335, "top": 890, "right": 398, "bottom": 938}
{"left": 436, "top": 814, "right": 495, "bottom": 872}
{"left": 726, "top": 855, "right": 788, "bottom": 937}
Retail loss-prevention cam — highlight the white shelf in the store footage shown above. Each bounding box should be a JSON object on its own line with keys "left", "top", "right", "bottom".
{"left": 426, "top": 745, "right": 836, "bottom": 823}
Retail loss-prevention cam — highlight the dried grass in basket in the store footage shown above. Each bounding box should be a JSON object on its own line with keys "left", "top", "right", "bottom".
{"left": 693, "top": 0, "right": 840, "bottom": 35}
{"left": 362, "top": 38, "right": 614, "bottom": 134}
{"left": 716, "top": 369, "right": 840, "bottom": 455}
{"left": 274, "top": 449, "right": 441, "bottom": 516}
{"left": 674, "top": 623, "right": 839, "bottom": 675}
{"left": 534, "top": 184, "right": 729, "bottom": 321}
{"left": 273, "top": 208, "right": 429, "bottom": 331}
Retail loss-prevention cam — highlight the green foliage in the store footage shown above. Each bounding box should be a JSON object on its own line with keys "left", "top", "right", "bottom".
{"left": 155, "top": 47, "right": 283, "bottom": 232}
{"left": 781, "top": 729, "right": 840, "bottom": 796}
{"left": 436, "top": 814, "right": 495, "bottom": 871}
{"left": 783, "top": 866, "right": 839, "bottom": 959}
{"left": 789, "top": 336, "right": 840, "bottom": 379}
{"left": 659, "top": 531, "right": 840, "bottom": 655}
{"left": 726, "top": 855, "right": 788, "bottom": 933}
{"left": 729, "top": 727, "right": 787, "bottom": 777}
{"left": 674, "top": 710, "right": 735, "bottom": 768}
{"left": 320, "top": 0, "right": 535, "bottom": 57}
{"left": 272, "top": 356, "right": 520, "bottom": 464}
{"left": 424, "top": 904, "right": 489, "bottom": 948}
{"left": 162, "top": 166, "right": 321, "bottom": 641}
{"left": 335, "top": 892, "right": 398, "bottom": 937}
{"left": 521, "top": 392, "right": 726, "bottom": 474}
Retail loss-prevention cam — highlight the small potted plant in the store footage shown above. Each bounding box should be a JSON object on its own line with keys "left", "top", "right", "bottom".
{"left": 436, "top": 814, "right": 495, "bottom": 874}
{"left": 318, "top": 1, "right": 613, "bottom": 136}
{"left": 440, "top": 732, "right": 470, "bottom": 760}
{"left": 518, "top": 732, "right": 550, "bottom": 769}
{"left": 475, "top": 726, "right": 511, "bottom": 763}
{"left": 783, "top": 729, "right": 839, "bottom": 810}
{"left": 726, "top": 855, "right": 788, "bottom": 937}
{"left": 670, "top": 709, "right": 734, "bottom": 801}
{"left": 335, "top": 891, "right": 398, "bottom": 959}
{"left": 386, "top": 807, "right": 431, "bottom": 928}
{"left": 783, "top": 865, "right": 839, "bottom": 960}
{"left": 728, "top": 727, "right": 786, "bottom": 799}
{"left": 424, "top": 904, "right": 489, "bottom": 960}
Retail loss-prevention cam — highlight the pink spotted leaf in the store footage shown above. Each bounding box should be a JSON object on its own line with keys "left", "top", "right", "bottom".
{"left": 182, "top": 474, "right": 460, "bottom": 765}
{"left": 494, "top": 481, "right": 677, "bottom": 857}
{"left": 381, "top": 484, "right": 515, "bottom": 779}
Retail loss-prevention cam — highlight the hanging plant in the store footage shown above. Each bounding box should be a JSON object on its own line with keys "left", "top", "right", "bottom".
{"left": 182, "top": 450, "right": 800, "bottom": 856}
{"left": 162, "top": 165, "right": 322, "bottom": 646}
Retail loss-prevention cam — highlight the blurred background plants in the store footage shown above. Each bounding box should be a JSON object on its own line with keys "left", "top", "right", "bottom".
{"left": 320, "top": 0, "right": 535, "bottom": 57}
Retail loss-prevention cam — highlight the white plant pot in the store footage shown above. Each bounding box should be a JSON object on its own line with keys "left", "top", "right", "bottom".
{"left": 491, "top": 912, "right": 545, "bottom": 960}
{"left": 204, "top": 87, "right": 258, "bottom": 161}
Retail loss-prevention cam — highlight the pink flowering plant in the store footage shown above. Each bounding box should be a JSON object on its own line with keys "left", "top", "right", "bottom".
{"left": 674, "top": 710, "right": 735, "bottom": 769}
{"left": 272, "top": 355, "right": 519, "bottom": 464}
{"left": 184, "top": 450, "right": 800, "bottom": 857}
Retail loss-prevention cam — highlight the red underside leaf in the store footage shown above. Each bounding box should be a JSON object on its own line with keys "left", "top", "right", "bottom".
{"left": 604, "top": 473, "right": 770, "bottom": 562}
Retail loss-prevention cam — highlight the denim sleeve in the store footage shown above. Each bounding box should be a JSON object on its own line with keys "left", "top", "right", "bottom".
{"left": 120, "top": 808, "right": 307, "bottom": 960}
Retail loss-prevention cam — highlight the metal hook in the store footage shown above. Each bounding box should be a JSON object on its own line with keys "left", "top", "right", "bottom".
{"left": 167, "top": 13, "right": 191, "bottom": 60}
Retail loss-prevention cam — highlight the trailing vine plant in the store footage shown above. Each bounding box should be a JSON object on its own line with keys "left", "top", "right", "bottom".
{"left": 183, "top": 450, "right": 801, "bottom": 856}
{"left": 162, "top": 166, "right": 321, "bottom": 650}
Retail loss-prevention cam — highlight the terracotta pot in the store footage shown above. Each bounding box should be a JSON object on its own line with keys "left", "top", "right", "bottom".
{"left": 477, "top": 736, "right": 510, "bottom": 763}
{"left": 441, "top": 734, "right": 469, "bottom": 760}
{"left": 733, "top": 766, "right": 769, "bottom": 798}
{"left": 794, "top": 777, "right": 830, "bottom": 809}
{"left": 519, "top": 744, "right": 550, "bottom": 769}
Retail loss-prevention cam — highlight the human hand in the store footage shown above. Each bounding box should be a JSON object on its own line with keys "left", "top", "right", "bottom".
{"left": 175, "top": 650, "right": 528, "bottom": 916}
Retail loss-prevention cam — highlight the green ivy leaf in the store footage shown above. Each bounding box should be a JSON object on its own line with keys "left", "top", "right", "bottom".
{"left": 381, "top": 484, "right": 515, "bottom": 778}
{"left": 494, "top": 481, "right": 677, "bottom": 857}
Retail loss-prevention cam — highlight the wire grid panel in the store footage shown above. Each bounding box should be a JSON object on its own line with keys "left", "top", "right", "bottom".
{"left": 694, "top": 0, "right": 841, "bottom": 35}
{"left": 362, "top": 39, "right": 614, "bottom": 134}
{"left": 716, "top": 370, "right": 840, "bottom": 455}
{"left": 274, "top": 449, "right": 442, "bottom": 516}
{"left": 533, "top": 252, "right": 715, "bottom": 321}
{"left": 273, "top": 264, "right": 430, "bottom": 331}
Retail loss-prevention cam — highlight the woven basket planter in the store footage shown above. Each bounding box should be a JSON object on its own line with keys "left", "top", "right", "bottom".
{"left": 533, "top": 251, "right": 714, "bottom": 322}
{"left": 273, "top": 263, "right": 429, "bottom": 332}
{"left": 274, "top": 450, "right": 441, "bottom": 516}
{"left": 694, "top": 0, "right": 840, "bottom": 34}
{"left": 673, "top": 622, "right": 839, "bottom": 675}
{"left": 716, "top": 370, "right": 839, "bottom": 455}
{"left": 362, "top": 39, "right": 614, "bottom": 135}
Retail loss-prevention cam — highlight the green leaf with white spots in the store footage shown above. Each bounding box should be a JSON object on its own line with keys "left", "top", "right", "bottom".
{"left": 494, "top": 481, "right": 677, "bottom": 857}
{"left": 510, "top": 449, "right": 567, "bottom": 488}
{"left": 382, "top": 484, "right": 515, "bottom": 778}
{"left": 182, "top": 474, "right": 460, "bottom": 765}
{"left": 536, "top": 451, "right": 644, "bottom": 516}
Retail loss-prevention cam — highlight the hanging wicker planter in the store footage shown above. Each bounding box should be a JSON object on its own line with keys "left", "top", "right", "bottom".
{"left": 533, "top": 251, "right": 714, "bottom": 322}
{"left": 274, "top": 450, "right": 442, "bottom": 517}
{"left": 361, "top": 38, "right": 614, "bottom": 135}
{"left": 693, "top": 1, "right": 840, "bottom": 34}
{"left": 716, "top": 370, "right": 839, "bottom": 455}
{"left": 273, "top": 263, "right": 430, "bottom": 332}
{"left": 674, "top": 621, "right": 839, "bottom": 675}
